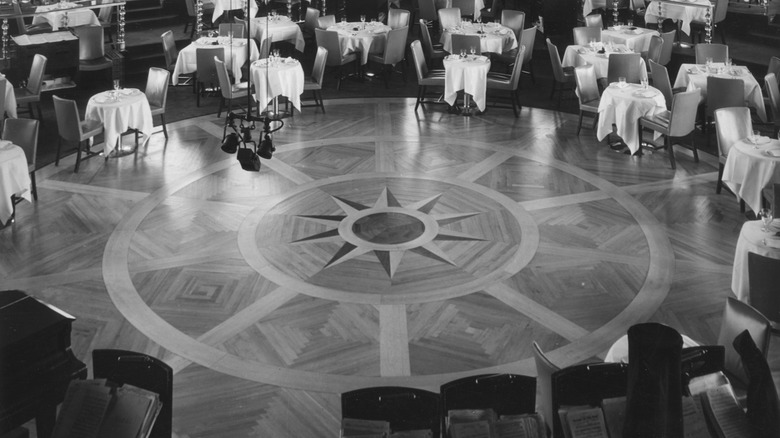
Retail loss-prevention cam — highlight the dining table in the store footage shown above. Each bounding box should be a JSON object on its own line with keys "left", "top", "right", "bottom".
{"left": 435, "top": 0, "right": 485, "bottom": 21}
{"left": 250, "top": 57, "right": 305, "bottom": 113}
{"left": 732, "top": 219, "right": 780, "bottom": 303}
{"left": 326, "top": 21, "right": 392, "bottom": 66}
{"left": 0, "top": 141, "right": 31, "bottom": 226}
{"left": 583, "top": 0, "right": 646, "bottom": 17}
{"left": 601, "top": 26, "right": 659, "bottom": 53}
{"left": 645, "top": 0, "right": 712, "bottom": 36}
{"left": 212, "top": 0, "right": 258, "bottom": 21}
{"left": 443, "top": 53, "right": 491, "bottom": 114}
{"left": 722, "top": 136, "right": 780, "bottom": 214}
{"left": 31, "top": 2, "right": 100, "bottom": 31}
{"left": 248, "top": 15, "right": 305, "bottom": 53}
{"left": 85, "top": 88, "right": 154, "bottom": 156}
{"left": 1, "top": 74, "right": 18, "bottom": 119}
{"left": 562, "top": 43, "right": 648, "bottom": 81}
{"left": 673, "top": 63, "right": 767, "bottom": 123}
{"left": 439, "top": 21, "right": 517, "bottom": 55}
{"left": 172, "top": 36, "right": 260, "bottom": 85}
{"left": 597, "top": 82, "right": 667, "bottom": 154}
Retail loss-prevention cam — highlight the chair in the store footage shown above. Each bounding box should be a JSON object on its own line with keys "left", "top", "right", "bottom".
{"left": 388, "top": 8, "right": 410, "bottom": 29}
{"left": 638, "top": 89, "right": 701, "bottom": 169}
{"left": 341, "top": 387, "right": 440, "bottom": 437}
{"left": 97, "top": 6, "right": 114, "bottom": 43}
{"left": 13, "top": 53, "right": 47, "bottom": 120}
{"left": 258, "top": 36, "right": 272, "bottom": 60}
{"left": 732, "top": 330, "right": 780, "bottom": 437}
{"left": 705, "top": 76, "right": 745, "bottom": 138}
{"left": 769, "top": 56, "right": 780, "bottom": 81}
{"left": 585, "top": 13, "right": 603, "bottom": 28}
{"left": 418, "top": 0, "right": 438, "bottom": 23}
{"left": 184, "top": 0, "right": 214, "bottom": 39}
{"left": 500, "top": 9, "right": 525, "bottom": 41}
{"left": 695, "top": 43, "right": 729, "bottom": 64}
{"left": 145, "top": 67, "right": 171, "bottom": 139}
{"left": 765, "top": 73, "right": 780, "bottom": 137}
{"left": 643, "top": 35, "right": 663, "bottom": 72}
{"left": 452, "top": 0, "right": 475, "bottom": 20}
{"left": 75, "top": 25, "right": 113, "bottom": 78}
{"left": 714, "top": 107, "right": 752, "bottom": 194}
{"left": 440, "top": 374, "right": 536, "bottom": 436}
{"left": 747, "top": 252, "right": 780, "bottom": 333}
{"left": 648, "top": 60, "right": 674, "bottom": 110}
{"left": 606, "top": 52, "right": 642, "bottom": 84}
{"left": 315, "top": 28, "right": 359, "bottom": 90}
{"left": 302, "top": 46, "right": 328, "bottom": 112}
{"left": 479, "top": 0, "right": 502, "bottom": 23}
{"left": 92, "top": 349, "right": 173, "bottom": 438}
{"left": 450, "top": 33, "right": 481, "bottom": 56}
{"left": 717, "top": 297, "right": 771, "bottom": 386}
{"left": 318, "top": 14, "right": 336, "bottom": 29}
{"left": 546, "top": 38, "right": 575, "bottom": 108}
{"left": 52, "top": 95, "right": 103, "bottom": 173}
{"left": 519, "top": 26, "right": 537, "bottom": 83}
{"left": 418, "top": 19, "right": 446, "bottom": 68}
{"left": 551, "top": 362, "right": 628, "bottom": 438}
{"left": 218, "top": 22, "right": 246, "bottom": 38}
{"left": 303, "top": 7, "right": 321, "bottom": 41}
{"left": 574, "top": 64, "right": 601, "bottom": 135}
{"left": 658, "top": 29, "right": 675, "bottom": 66}
{"left": 691, "top": 0, "right": 728, "bottom": 44}
{"left": 533, "top": 342, "right": 560, "bottom": 438}
{"left": 1, "top": 119, "right": 39, "bottom": 201}
{"left": 438, "top": 7, "right": 461, "bottom": 31}
{"left": 572, "top": 26, "right": 601, "bottom": 46}
{"left": 214, "top": 57, "right": 249, "bottom": 118}
{"left": 410, "top": 39, "right": 446, "bottom": 112}
{"left": 195, "top": 47, "right": 225, "bottom": 106}
{"left": 368, "top": 26, "right": 409, "bottom": 87}
{"left": 486, "top": 45, "right": 525, "bottom": 117}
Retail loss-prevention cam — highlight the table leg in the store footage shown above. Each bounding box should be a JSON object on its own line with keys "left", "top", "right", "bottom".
{"left": 462, "top": 93, "right": 473, "bottom": 116}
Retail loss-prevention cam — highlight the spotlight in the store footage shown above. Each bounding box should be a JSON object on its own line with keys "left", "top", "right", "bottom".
{"left": 258, "top": 134, "right": 275, "bottom": 159}
{"left": 221, "top": 133, "right": 239, "bottom": 154}
{"left": 237, "top": 148, "right": 261, "bottom": 171}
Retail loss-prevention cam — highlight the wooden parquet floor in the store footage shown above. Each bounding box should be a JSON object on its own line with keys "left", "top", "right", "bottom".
{"left": 2, "top": 97, "right": 779, "bottom": 437}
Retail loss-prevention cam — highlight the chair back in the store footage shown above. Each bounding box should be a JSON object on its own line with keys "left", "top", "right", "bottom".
{"left": 27, "top": 54, "right": 47, "bottom": 95}
{"left": 311, "top": 46, "right": 328, "bottom": 87}
{"left": 769, "top": 56, "right": 780, "bottom": 80}
{"left": 214, "top": 57, "right": 233, "bottom": 99}
{"left": 607, "top": 52, "right": 642, "bottom": 84}
{"left": 92, "top": 349, "right": 173, "bottom": 438}
{"left": 52, "top": 95, "right": 83, "bottom": 143}
{"left": 145, "top": 67, "right": 170, "bottom": 110}
{"left": 658, "top": 29, "right": 675, "bottom": 66}
{"left": 747, "top": 252, "right": 780, "bottom": 328}
{"left": 546, "top": 38, "right": 566, "bottom": 82}
{"left": 161, "top": 30, "right": 178, "bottom": 69}
{"left": 438, "top": 7, "right": 461, "bottom": 31}
{"left": 584, "top": 13, "right": 603, "bottom": 28}
{"left": 574, "top": 64, "right": 600, "bottom": 105}
{"left": 533, "top": 342, "right": 560, "bottom": 438}
{"left": 1, "top": 118, "right": 39, "bottom": 169}
{"left": 573, "top": 26, "right": 601, "bottom": 46}
{"left": 315, "top": 29, "right": 346, "bottom": 65}
{"left": 76, "top": 25, "right": 105, "bottom": 61}
{"left": 418, "top": 0, "right": 437, "bottom": 22}
{"left": 452, "top": 0, "right": 475, "bottom": 16}
{"left": 519, "top": 26, "right": 536, "bottom": 64}
{"left": 98, "top": 6, "right": 112, "bottom": 23}
{"left": 0, "top": 78, "right": 5, "bottom": 120}
{"left": 218, "top": 22, "right": 245, "bottom": 38}
{"left": 695, "top": 43, "right": 728, "bottom": 64}
{"left": 341, "top": 387, "right": 440, "bottom": 436}
{"left": 717, "top": 297, "right": 771, "bottom": 385}
{"left": 305, "top": 7, "right": 320, "bottom": 31}
{"left": 419, "top": 19, "right": 437, "bottom": 62}
{"left": 501, "top": 9, "right": 525, "bottom": 40}
{"left": 411, "top": 39, "right": 430, "bottom": 81}
{"left": 714, "top": 107, "right": 751, "bottom": 161}
{"left": 318, "top": 14, "right": 336, "bottom": 29}
{"left": 649, "top": 60, "right": 673, "bottom": 109}
{"left": 388, "top": 8, "right": 410, "bottom": 29}
{"left": 195, "top": 47, "right": 224, "bottom": 86}
{"left": 184, "top": 0, "right": 197, "bottom": 17}
{"left": 258, "top": 36, "right": 271, "bottom": 59}
{"left": 765, "top": 73, "right": 780, "bottom": 126}
{"left": 646, "top": 35, "right": 663, "bottom": 65}
{"left": 506, "top": 45, "right": 526, "bottom": 89}
{"left": 381, "top": 26, "right": 408, "bottom": 65}
{"left": 451, "top": 34, "right": 481, "bottom": 56}
{"left": 706, "top": 76, "right": 744, "bottom": 117}
{"left": 712, "top": 0, "right": 728, "bottom": 24}
{"left": 668, "top": 89, "right": 701, "bottom": 137}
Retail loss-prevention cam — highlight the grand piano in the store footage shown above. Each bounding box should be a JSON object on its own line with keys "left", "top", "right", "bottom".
{"left": 0, "top": 290, "right": 87, "bottom": 438}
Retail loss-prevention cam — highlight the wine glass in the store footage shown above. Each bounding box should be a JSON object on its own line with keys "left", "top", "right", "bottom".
{"left": 749, "top": 129, "right": 761, "bottom": 148}
{"left": 759, "top": 208, "right": 774, "bottom": 233}
{"left": 360, "top": 14, "right": 366, "bottom": 28}
{"left": 459, "top": 48, "right": 466, "bottom": 58}
{"left": 469, "top": 46, "right": 476, "bottom": 57}
{"left": 113, "top": 79, "right": 121, "bottom": 91}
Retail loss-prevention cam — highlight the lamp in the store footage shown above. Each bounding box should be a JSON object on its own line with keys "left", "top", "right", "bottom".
{"left": 221, "top": 132, "right": 239, "bottom": 153}
{"left": 258, "top": 134, "right": 274, "bottom": 159}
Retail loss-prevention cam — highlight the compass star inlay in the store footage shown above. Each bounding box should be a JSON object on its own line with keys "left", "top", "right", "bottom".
{"left": 293, "top": 188, "right": 485, "bottom": 278}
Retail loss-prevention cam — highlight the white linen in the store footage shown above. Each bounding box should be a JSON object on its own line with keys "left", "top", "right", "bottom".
{"left": 605, "top": 333, "right": 698, "bottom": 363}
{"left": 443, "top": 54, "right": 491, "bottom": 111}
{"left": 32, "top": 8, "right": 99, "bottom": 31}
{"left": 439, "top": 22, "right": 517, "bottom": 54}
{"left": 249, "top": 16, "right": 305, "bottom": 53}
{"left": 1, "top": 74, "right": 17, "bottom": 119}
{"left": 722, "top": 138, "right": 780, "bottom": 214}
{"left": 0, "top": 141, "right": 31, "bottom": 224}
{"left": 212, "top": 0, "right": 258, "bottom": 21}
{"left": 583, "top": 0, "right": 646, "bottom": 17}
{"left": 645, "top": 0, "right": 711, "bottom": 35}
{"left": 85, "top": 89, "right": 154, "bottom": 155}
{"left": 602, "top": 27, "right": 659, "bottom": 53}
{"left": 673, "top": 63, "right": 767, "bottom": 122}
{"left": 327, "top": 22, "right": 391, "bottom": 65}
{"left": 732, "top": 220, "right": 780, "bottom": 302}
{"left": 436, "top": 0, "right": 485, "bottom": 20}
{"left": 597, "top": 83, "right": 667, "bottom": 154}
{"left": 562, "top": 44, "right": 648, "bottom": 81}
{"left": 172, "top": 37, "right": 260, "bottom": 85}
{"left": 250, "top": 58, "right": 305, "bottom": 112}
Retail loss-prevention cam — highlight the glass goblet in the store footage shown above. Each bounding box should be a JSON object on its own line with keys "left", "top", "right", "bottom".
{"left": 759, "top": 208, "right": 774, "bottom": 233}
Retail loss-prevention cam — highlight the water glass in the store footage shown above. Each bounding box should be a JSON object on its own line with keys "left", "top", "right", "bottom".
{"left": 759, "top": 208, "right": 774, "bottom": 232}
{"left": 627, "top": 19, "right": 633, "bottom": 27}
{"left": 370, "top": 18, "right": 376, "bottom": 25}
{"left": 618, "top": 76, "right": 626, "bottom": 87}
{"left": 341, "top": 16, "right": 346, "bottom": 25}
{"left": 459, "top": 48, "right": 466, "bottom": 58}
{"left": 113, "top": 79, "right": 121, "bottom": 91}
{"left": 640, "top": 78, "right": 648, "bottom": 89}
{"left": 749, "top": 130, "right": 761, "bottom": 146}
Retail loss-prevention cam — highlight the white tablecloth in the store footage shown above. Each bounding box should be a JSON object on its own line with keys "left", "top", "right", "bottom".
{"left": 732, "top": 220, "right": 780, "bottom": 302}
{"left": 250, "top": 58, "right": 305, "bottom": 112}
{"left": 249, "top": 16, "right": 305, "bottom": 53}
{"left": 605, "top": 333, "right": 698, "bottom": 363}
{"left": 32, "top": 7, "right": 99, "bottom": 31}
{"left": 443, "top": 54, "right": 491, "bottom": 111}
{"left": 436, "top": 0, "right": 485, "bottom": 20}
{"left": 645, "top": 0, "right": 711, "bottom": 35}
{"left": 85, "top": 89, "right": 153, "bottom": 155}
{"left": 172, "top": 37, "right": 259, "bottom": 85}
{"left": 1, "top": 74, "right": 17, "bottom": 119}
{"left": 327, "top": 22, "right": 391, "bottom": 65}
{"left": 439, "top": 22, "right": 517, "bottom": 54}
{"left": 0, "top": 141, "right": 31, "bottom": 224}
{"left": 583, "top": 0, "right": 646, "bottom": 17}
{"left": 597, "top": 83, "right": 667, "bottom": 154}
{"left": 212, "top": 0, "right": 258, "bottom": 21}
{"left": 722, "top": 138, "right": 780, "bottom": 214}
{"left": 602, "top": 27, "right": 659, "bottom": 53}
{"left": 562, "top": 44, "right": 648, "bottom": 81}
{"left": 673, "top": 63, "right": 767, "bottom": 123}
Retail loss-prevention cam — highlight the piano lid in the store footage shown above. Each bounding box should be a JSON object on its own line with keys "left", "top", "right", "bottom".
{"left": 0, "top": 290, "right": 76, "bottom": 351}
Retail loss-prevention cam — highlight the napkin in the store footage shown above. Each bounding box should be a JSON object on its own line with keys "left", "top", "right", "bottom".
{"left": 0, "top": 140, "right": 12, "bottom": 151}
{"left": 764, "top": 237, "right": 780, "bottom": 249}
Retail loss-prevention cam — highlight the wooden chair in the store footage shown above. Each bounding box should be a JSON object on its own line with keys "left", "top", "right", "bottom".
{"left": 573, "top": 25, "right": 601, "bottom": 46}
{"left": 368, "top": 26, "right": 408, "bottom": 87}
{"left": 606, "top": 53, "right": 642, "bottom": 84}
{"left": 52, "top": 95, "right": 103, "bottom": 173}
{"left": 643, "top": 35, "right": 663, "bottom": 77}
{"left": 315, "top": 28, "right": 359, "bottom": 90}
{"left": 717, "top": 297, "right": 771, "bottom": 386}
{"left": 341, "top": 387, "right": 440, "bottom": 437}
{"left": 714, "top": 107, "right": 751, "bottom": 195}
{"left": 695, "top": 43, "right": 729, "bottom": 64}
{"left": 302, "top": 46, "right": 328, "bottom": 112}
{"left": 769, "top": 56, "right": 780, "bottom": 80}
{"left": 486, "top": 45, "right": 525, "bottom": 117}
{"left": 638, "top": 89, "right": 701, "bottom": 169}
{"left": 145, "top": 67, "right": 171, "bottom": 139}
{"left": 438, "top": 7, "right": 461, "bottom": 32}
{"left": 519, "top": 26, "right": 537, "bottom": 84}
{"left": 303, "top": 6, "right": 321, "bottom": 42}
{"left": 747, "top": 252, "right": 780, "bottom": 333}
{"left": 1, "top": 118, "right": 39, "bottom": 201}
{"left": 418, "top": 19, "right": 446, "bottom": 68}
{"left": 13, "top": 53, "right": 47, "bottom": 120}
{"left": 574, "top": 64, "right": 601, "bottom": 135}
{"left": 195, "top": 47, "right": 225, "bottom": 106}
{"left": 450, "top": 33, "right": 481, "bottom": 56}
{"left": 585, "top": 13, "right": 603, "bottom": 28}
{"left": 546, "top": 38, "right": 575, "bottom": 108}
{"left": 388, "top": 8, "right": 410, "bottom": 29}
{"left": 410, "top": 39, "right": 446, "bottom": 112}
{"left": 214, "top": 57, "right": 249, "bottom": 118}
{"left": 97, "top": 6, "right": 114, "bottom": 43}
{"left": 533, "top": 342, "right": 560, "bottom": 438}
{"left": 418, "top": 0, "right": 438, "bottom": 24}
{"left": 500, "top": 9, "right": 524, "bottom": 41}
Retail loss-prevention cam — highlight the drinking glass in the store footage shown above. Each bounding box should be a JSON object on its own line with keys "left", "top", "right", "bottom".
{"left": 627, "top": 19, "right": 633, "bottom": 27}
{"left": 618, "top": 76, "right": 626, "bottom": 87}
{"left": 341, "top": 16, "right": 346, "bottom": 25}
{"left": 640, "top": 78, "right": 648, "bottom": 89}
{"left": 113, "top": 79, "right": 121, "bottom": 91}
{"left": 360, "top": 14, "right": 366, "bottom": 28}
{"left": 750, "top": 129, "right": 761, "bottom": 146}
{"left": 370, "top": 18, "right": 376, "bottom": 25}
{"left": 759, "top": 208, "right": 774, "bottom": 232}
{"left": 459, "top": 48, "right": 466, "bottom": 58}
{"left": 469, "top": 46, "right": 476, "bottom": 56}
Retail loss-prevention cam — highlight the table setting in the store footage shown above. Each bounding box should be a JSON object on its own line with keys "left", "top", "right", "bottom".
{"left": 601, "top": 25, "right": 659, "bottom": 53}
{"left": 732, "top": 215, "right": 780, "bottom": 303}
{"left": 644, "top": 0, "right": 712, "bottom": 35}
{"left": 0, "top": 140, "right": 31, "bottom": 227}
{"left": 32, "top": 1, "right": 99, "bottom": 31}
{"left": 250, "top": 54, "right": 305, "bottom": 113}
{"left": 85, "top": 85, "right": 153, "bottom": 156}
{"left": 443, "top": 53, "right": 491, "bottom": 115}
{"left": 172, "top": 35, "right": 259, "bottom": 85}
{"left": 722, "top": 135, "right": 780, "bottom": 215}
{"left": 439, "top": 20, "right": 517, "bottom": 55}
{"left": 562, "top": 43, "right": 648, "bottom": 81}
{"left": 212, "top": 0, "right": 258, "bottom": 21}
{"left": 597, "top": 79, "right": 667, "bottom": 154}
{"left": 249, "top": 14, "right": 305, "bottom": 53}
{"left": 327, "top": 19, "right": 391, "bottom": 65}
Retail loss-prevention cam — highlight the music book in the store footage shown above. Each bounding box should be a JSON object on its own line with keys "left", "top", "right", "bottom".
{"left": 681, "top": 396, "right": 710, "bottom": 438}
{"left": 558, "top": 406, "right": 608, "bottom": 438}
{"left": 600, "top": 396, "right": 626, "bottom": 438}
{"left": 341, "top": 418, "right": 390, "bottom": 437}
{"left": 700, "top": 385, "right": 751, "bottom": 438}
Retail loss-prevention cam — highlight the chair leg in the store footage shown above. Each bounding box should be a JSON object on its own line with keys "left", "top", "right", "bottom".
{"left": 550, "top": 80, "right": 557, "bottom": 99}
{"left": 666, "top": 136, "right": 676, "bottom": 169}
{"left": 161, "top": 114, "right": 168, "bottom": 139}
{"left": 716, "top": 163, "right": 724, "bottom": 194}
{"left": 691, "top": 135, "right": 698, "bottom": 162}
{"left": 74, "top": 140, "right": 83, "bottom": 173}
{"left": 30, "top": 172, "right": 37, "bottom": 201}
{"left": 55, "top": 138, "right": 62, "bottom": 166}
{"left": 218, "top": 97, "right": 224, "bottom": 118}
{"left": 318, "top": 90, "right": 325, "bottom": 112}
{"left": 577, "top": 112, "right": 584, "bottom": 135}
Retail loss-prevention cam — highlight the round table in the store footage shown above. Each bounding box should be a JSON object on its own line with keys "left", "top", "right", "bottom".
{"left": 250, "top": 58, "right": 305, "bottom": 113}
{"left": 562, "top": 44, "right": 648, "bottom": 81}
{"left": 597, "top": 83, "right": 667, "bottom": 154}
{"left": 605, "top": 333, "right": 698, "bottom": 363}
{"left": 249, "top": 16, "right": 305, "bottom": 53}
{"left": 212, "top": 0, "right": 258, "bottom": 21}
{"left": 443, "top": 54, "right": 491, "bottom": 114}
{"left": 85, "top": 89, "right": 154, "bottom": 156}
{"left": 0, "top": 141, "right": 31, "bottom": 225}
{"left": 732, "top": 220, "right": 780, "bottom": 303}
{"left": 722, "top": 138, "right": 780, "bottom": 214}
{"left": 601, "top": 27, "right": 660, "bottom": 53}
{"left": 327, "top": 22, "right": 391, "bottom": 65}
{"left": 439, "top": 22, "right": 517, "bottom": 55}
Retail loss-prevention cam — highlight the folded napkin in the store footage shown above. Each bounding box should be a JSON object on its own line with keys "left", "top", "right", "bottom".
{"left": 764, "top": 237, "right": 780, "bottom": 249}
